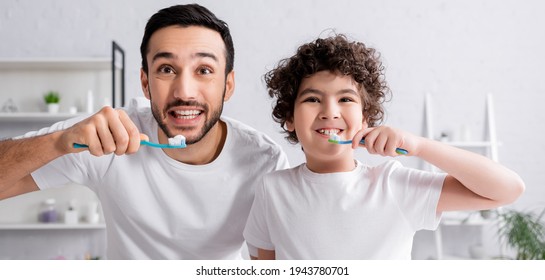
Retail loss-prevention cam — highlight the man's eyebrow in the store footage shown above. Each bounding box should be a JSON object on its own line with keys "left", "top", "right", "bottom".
{"left": 194, "top": 52, "right": 218, "bottom": 62}
{"left": 151, "top": 52, "right": 175, "bottom": 63}
{"left": 151, "top": 51, "right": 219, "bottom": 63}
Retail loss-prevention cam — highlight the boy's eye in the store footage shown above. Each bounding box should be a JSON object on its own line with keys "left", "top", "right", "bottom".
{"left": 339, "top": 97, "right": 354, "bottom": 102}
{"left": 302, "top": 97, "right": 320, "bottom": 103}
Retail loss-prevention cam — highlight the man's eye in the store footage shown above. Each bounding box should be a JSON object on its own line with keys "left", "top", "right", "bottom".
{"left": 158, "top": 65, "right": 175, "bottom": 74}
{"left": 198, "top": 67, "right": 213, "bottom": 75}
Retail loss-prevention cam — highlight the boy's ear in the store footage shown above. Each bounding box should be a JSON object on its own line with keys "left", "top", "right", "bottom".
{"left": 285, "top": 118, "right": 295, "bottom": 132}
{"left": 361, "top": 118, "right": 369, "bottom": 130}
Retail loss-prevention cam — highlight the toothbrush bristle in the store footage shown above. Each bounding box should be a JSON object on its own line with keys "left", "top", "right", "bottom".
{"left": 329, "top": 133, "right": 341, "bottom": 142}
{"left": 168, "top": 135, "right": 186, "bottom": 146}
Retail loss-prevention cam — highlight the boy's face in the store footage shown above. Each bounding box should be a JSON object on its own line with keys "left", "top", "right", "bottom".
{"left": 140, "top": 25, "right": 234, "bottom": 144}
{"left": 287, "top": 71, "right": 366, "bottom": 170}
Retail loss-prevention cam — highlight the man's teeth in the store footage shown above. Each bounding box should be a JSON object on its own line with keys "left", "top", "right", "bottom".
{"left": 318, "top": 129, "right": 340, "bottom": 135}
{"left": 174, "top": 110, "right": 201, "bottom": 119}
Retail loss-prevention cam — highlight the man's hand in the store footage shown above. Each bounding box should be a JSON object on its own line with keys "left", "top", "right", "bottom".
{"left": 60, "top": 106, "right": 142, "bottom": 156}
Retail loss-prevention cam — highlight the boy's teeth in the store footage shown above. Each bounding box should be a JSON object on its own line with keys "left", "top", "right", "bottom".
{"left": 318, "top": 129, "right": 340, "bottom": 135}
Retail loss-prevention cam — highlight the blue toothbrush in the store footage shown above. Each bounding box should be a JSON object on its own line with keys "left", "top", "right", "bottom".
{"left": 328, "top": 134, "right": 408, "bottom": 155}
{"left": 73, "top": 135, "right": 187, "bottom": 149}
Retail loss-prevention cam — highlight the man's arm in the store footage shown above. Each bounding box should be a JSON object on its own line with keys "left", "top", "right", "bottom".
{"left": 0, "top": 107, "right": 142, "bottom": 200}
{"left": 0, "top": 132, "right": 64, "bottom": 199}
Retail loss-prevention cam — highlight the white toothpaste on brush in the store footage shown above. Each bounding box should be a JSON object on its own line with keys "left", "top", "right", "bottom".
{"left": 330, "top": 133, "right": 341, "bottom": 142}
{"left": 168, "top": 135, "right": 186, "bottom": 146}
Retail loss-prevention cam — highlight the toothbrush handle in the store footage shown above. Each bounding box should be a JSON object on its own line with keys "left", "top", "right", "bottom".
{"left": 359, "top": 139, "right": 408, "bottom": 155}
{"left": 73, "top": 140, "right": 185, "bottom": 149}
{"left": 73, "top": 143, "right": 88, "bottom": 148}
{"left": 72, "top": 140, "right": 151, "bottom": 148}
{"left": 140, "top": 140, "right": 172, "bottom": 148}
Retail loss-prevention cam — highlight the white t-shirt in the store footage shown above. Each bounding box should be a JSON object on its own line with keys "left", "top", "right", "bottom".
{"left": 243, "top": 160, "right": 445, "bottom": 260}
{"left": 28, "top": 98, "right": 290, "bottom": 259}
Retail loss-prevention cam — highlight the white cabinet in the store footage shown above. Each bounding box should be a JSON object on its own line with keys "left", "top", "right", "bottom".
{"left": 418, "top": 93, "right": 501, "bottom": 260}
{"left": 0, "top": 184, "right": 107, "bottom": 260}
{"left": 0, "top": 223, "right": 106, "bottom": 260}
{"left": 0, "top": 42, "right": 124, "bottom": 137}
{"left": 0, "top": 41, "right": 125, "bottom": 118}
{"left": 0, "top": 43, "right": 123, "bottom": 259}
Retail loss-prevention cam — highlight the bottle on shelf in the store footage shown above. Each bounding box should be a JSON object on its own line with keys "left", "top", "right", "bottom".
{"left": 38, "top": 198, "right": 58, "bottom": 223}
{"left": 86, "top": 90, "right": 94, "bottom": 113}
{"left": 85, "top": 201, "right": 100, "bottom": 224}
{"left": 64, "top": 200, "right": 79, "bottom": 224}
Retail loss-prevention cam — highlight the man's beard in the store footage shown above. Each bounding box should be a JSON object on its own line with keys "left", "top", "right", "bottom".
{"left": 149, "top": 88, "right": 225, "bottom": 145}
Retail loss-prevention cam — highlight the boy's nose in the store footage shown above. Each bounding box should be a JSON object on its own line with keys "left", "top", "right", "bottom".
{"left": 319, "top": 101, "right": 340, "bottom": 120}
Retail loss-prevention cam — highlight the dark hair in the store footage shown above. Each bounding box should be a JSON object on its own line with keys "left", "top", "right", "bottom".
{"left": 265, "top": 34, "right": 391, "bottom": 144}
{"left": 140, "top": 4, "right": 235, "bottom": 75}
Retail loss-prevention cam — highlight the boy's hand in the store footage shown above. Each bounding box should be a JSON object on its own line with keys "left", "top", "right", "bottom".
{"left": 58, "top": 106, "right": 143, "bottom": 156}
{"left": 352, "top": 126, "right": 416, "bottom": 157}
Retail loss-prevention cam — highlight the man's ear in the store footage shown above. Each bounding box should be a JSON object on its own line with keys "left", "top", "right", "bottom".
{"left": 140, "top": 68, "right": 150, "bottom": 100}
{"left": 223, "top": 71, "right": 235, "bottom": 101}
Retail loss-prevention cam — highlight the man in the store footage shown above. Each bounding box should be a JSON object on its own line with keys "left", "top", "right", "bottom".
{"left": 0, "top": 4, "right": 289, "bottom": 259}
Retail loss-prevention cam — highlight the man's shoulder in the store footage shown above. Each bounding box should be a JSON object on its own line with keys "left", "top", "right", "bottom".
{"left": 223, "top": 117, "right": 278, "bottom": 145}
{"left": 222, "top": 116, "right": 286, "bottom": 158}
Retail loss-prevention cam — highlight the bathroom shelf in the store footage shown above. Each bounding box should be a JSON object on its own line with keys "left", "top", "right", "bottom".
{"left": 0, "top": 223, "right": 105, "bottom": 230}
{"left": 0, "top": 57, "right": 114, "bottom": 70}
{"left": 0, "top": 41, "right": 125, "bottom": 113}
{"left": 423, "top": 93, "right": 501, "bottom": 260}
{"left": 0, "top": 112, "right": 88, "bottom": 123}
{"left": 441, "top": 141, "right": 495, "bottom": 148}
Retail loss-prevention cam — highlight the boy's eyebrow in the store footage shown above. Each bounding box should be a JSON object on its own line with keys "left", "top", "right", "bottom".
{"left": 298, "top": 88, "right": 359, "bottom": 97}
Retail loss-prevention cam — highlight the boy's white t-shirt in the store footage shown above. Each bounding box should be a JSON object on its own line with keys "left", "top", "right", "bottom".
{"left": 27, "top": 98, "right": 290, "bottom": 259}
{"left": 243, "top": 160, "right": 445, "bottom": 260}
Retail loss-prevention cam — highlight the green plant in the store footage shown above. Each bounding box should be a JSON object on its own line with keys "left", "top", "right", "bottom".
{"left": 44, "top": 91, "right": 60, "bottom": 104}
{"left": 497, "top": 208, "right": 545, "bottom": 260}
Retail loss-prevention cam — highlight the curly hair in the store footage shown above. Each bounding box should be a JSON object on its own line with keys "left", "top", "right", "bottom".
{"left": 264, "top": 34, "right": 391, "bottom": 144}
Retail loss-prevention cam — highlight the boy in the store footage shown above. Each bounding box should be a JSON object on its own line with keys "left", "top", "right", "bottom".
{"left": 243, "top": 34, "right": 524, "bottom": 259}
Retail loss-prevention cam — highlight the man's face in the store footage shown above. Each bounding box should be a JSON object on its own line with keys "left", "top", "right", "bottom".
{"left": 140, "top": 25, "right": 234, "bottom": 144}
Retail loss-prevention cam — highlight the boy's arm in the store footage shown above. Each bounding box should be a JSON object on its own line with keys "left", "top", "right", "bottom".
{"left": 257, "top": 248, "right": 276, "bottom": 260}
{"left": 416, "top": 138, "right": 525, "bottom": 212}
{"left": 354, "top": 126, "right": 525, "bottom": 212}
{"left": 0, "top": 107, "right": 142, "bottom": 200}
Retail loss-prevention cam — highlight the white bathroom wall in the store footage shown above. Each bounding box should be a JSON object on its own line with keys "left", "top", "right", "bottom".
{"left": 1, "top": 0, "right": 544, "bottom": 258}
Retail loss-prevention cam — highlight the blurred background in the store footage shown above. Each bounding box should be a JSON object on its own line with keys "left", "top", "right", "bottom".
{"left": 0, "top": 0, "right": 543, "bottom": 260}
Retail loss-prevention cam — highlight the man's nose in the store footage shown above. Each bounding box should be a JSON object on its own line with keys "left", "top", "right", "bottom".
{"left": 173, "top": 72, "right": 198, "bottom": 100}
